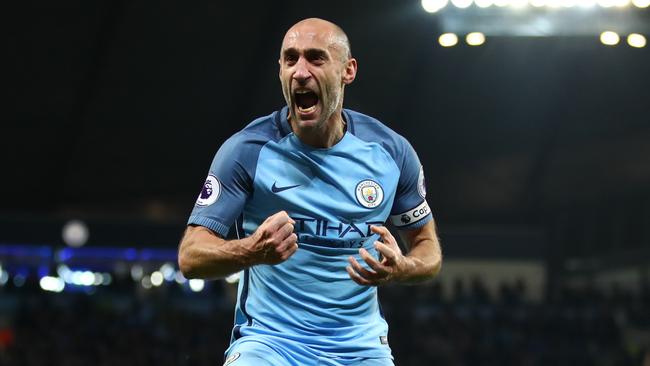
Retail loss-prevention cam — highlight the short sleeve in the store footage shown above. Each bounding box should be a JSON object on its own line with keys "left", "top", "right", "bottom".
{"left": 187, "top": 133, "right": 259, "bottom": 237}
{"left": 389, "top": 137, "right": 432, "bottom": 229}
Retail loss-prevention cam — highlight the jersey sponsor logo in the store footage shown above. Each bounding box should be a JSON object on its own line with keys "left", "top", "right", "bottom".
{"left": 195, "top": 174, "right": 221, "bottom": 206}
{"left": 418, "top": 165, "right": 426, "bottom": 198}
{"left": 271, "top": 181, "right": 301, "bottom": 193}
{"left": 292, "top": 216, "right": 384, "bottom": 241}
{"left": 389, "top": 200, "right": 430, "bottom": 227}
{"left": 355, "top": 180, "right": 384, "bottom": 208}
{"left": 223, "top": 352, "right": 240, "bottom": 365}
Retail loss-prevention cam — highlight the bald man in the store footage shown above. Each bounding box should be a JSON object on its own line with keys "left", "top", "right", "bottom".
{"left": 178, "top": 18, "right": 442, "bottom": 366}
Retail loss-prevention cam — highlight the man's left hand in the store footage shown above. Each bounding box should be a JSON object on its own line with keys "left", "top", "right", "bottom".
{"left": 346, "top": 225, "right": 411, "bottom": 286}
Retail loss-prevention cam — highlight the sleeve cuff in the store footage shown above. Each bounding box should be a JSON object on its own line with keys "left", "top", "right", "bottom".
{"left": 187, "top": 215, "right": 230, "bottom": 237}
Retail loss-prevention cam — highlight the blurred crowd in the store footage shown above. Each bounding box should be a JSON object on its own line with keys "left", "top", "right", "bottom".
{"left": 0, "top": 278, "right": 649, "bottom": 366}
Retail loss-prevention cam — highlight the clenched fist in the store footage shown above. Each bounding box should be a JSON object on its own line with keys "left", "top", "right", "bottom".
{"left": 246, "top": 211, "right": 298, "bottom": 265}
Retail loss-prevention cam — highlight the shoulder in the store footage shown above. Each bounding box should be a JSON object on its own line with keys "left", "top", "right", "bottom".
{"left": 345, "top": 108, "right": 413, "bottom": 163}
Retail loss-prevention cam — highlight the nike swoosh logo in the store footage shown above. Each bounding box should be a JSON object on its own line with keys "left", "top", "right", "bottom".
{"left": 271, "top": 182, "right": 301, "bottom": 193}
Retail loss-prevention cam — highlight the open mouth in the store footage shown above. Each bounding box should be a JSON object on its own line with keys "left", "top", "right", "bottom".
{"left": 294, "top": 90, "right": 319, "bottom": 114}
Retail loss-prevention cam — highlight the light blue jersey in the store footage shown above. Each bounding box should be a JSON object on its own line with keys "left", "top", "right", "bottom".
{"left": 188, "top": 107, "right": 432, "bottom": 361}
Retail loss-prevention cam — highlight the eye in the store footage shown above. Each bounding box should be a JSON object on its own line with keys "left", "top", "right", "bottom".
{"left": 284, "top": 54, "right": 298, "bottom": 66}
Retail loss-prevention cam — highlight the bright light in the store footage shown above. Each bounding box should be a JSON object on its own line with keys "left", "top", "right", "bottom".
{"left": 597, "top": 0, "right": 616, "bottom": 7}
{"left": 422, "top": 0, "right": 449, "bottom": 12}
{"left": 225, "top": 272, "right": 241, "bottom": 284}
{"left": 62, "top": 220, "right": 89, "bottom": 248}
{"left": 102, "top": 273, "right": 112, "bottom": 285}
{"left": 160, "top": 263, "right": 175, "bottom": 281}
{"left": 632, "top": 0, "right": 650, "bottom": 7}
{"left": 174, "top": 270, "right": 187, "bottom": 284}
{"left": 130, "top": 265, "right": 143, "bottom": 281}
{"left": 189, "top": 279, "right": 205, "bottom": 292}
{"left": 530, "top": 0, "right": 546, "bottom": 6}
{"left": 475, "top": 0, "right": 494, "bottom": 7}
{"left": 510, "top": 0, "right": 527, "bottom": 7}
{"left": 494, "top": 0, "right": 509, "bottom": 6}
{"left": 466, "top": 32, "right": 486, "bottom": 46}
{"left": 627, "top": 33, "right": 647, "bottom": 48}
{"left": 80, "top": 271, "right": 95, "bottom": 286}
{"left": 452, "top": 0, "right": 473, "bottom": 8}
{"left": 141, "top": 275, "right": 152, "bottom": 289}
{"left": 150, "top": 271, "right": 164, "bottom": 287}
{"left": 576, "top": 0, "right": 596, "bottom": 7}
{"left": 561, "top": 0, "right": 577, "bottom": 6}
{"left": 93, "top": 272, "right": 103, "bottom": 286}
{"left": 40, "top": 276, "right": 65, "bottom": 292}
{"left": 600, "top": 31, "right": 620, "bottom": 45}
{"left": 439, "top": 33, "right": 459, "bottom": 47}
{"left": 0, "top": 270, "right": 8, "bottom": 286}
{"left": 614, "top": 0, "right": 630, "bottom": 6}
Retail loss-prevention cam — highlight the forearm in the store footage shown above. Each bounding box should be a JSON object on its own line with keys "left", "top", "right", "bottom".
{"left": 400, "top": 239, "right": 442, "bottom": 284}
{"left": 178, "top": 227, "right": 254, "bottom": 280}
{"left": 397, "top": 220, "right": 442, "bottom": 284}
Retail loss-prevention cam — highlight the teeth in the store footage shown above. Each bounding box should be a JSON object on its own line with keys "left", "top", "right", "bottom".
{"left": 295, "top": 90, "right": 311, "bottom": 95}
{"left": 298, "top": 105, "right": 317, "bottom": 113}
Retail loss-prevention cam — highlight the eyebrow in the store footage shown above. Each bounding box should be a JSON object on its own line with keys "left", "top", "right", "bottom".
{"left": 282, "top": 47, "right": 329, "bottom": 60}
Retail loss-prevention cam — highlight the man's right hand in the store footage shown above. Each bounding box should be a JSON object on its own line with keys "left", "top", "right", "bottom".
{"left": 245, "top": 211, "right": 298, "bottom": 265}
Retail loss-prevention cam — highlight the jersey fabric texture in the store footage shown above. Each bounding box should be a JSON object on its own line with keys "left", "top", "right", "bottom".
{"left": 188, "top": 106, "right": 432, "bottom": 360}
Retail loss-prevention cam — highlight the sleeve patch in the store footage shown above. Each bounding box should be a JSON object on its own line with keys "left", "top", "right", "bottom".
{"left": 390, "top": 200, "right": 431, "bottom": 227}
{"left": 195, "top": 174, "right": 221, "bottom": 207}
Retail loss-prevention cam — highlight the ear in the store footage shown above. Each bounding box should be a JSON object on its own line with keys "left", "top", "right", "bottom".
{"left": 342, "top": 58, "right": 357, "bottom": 85}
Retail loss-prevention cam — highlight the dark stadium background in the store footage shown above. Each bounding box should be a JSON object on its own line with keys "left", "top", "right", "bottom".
{"left": 2, "top": 0, "right": 650, "bottom": 365}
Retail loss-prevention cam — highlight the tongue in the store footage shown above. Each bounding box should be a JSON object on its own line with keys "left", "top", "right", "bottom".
{"left": 297, "top": 92, "right": 318, "bottom": 109}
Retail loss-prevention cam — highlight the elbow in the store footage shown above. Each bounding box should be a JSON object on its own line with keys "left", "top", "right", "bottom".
{"left": 177, "top": 246, "right": 198, "bottom": 279}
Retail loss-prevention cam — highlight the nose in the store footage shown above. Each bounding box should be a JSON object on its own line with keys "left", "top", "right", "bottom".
{"left": 292, "top": 57, "right": 311, "bottom": 84}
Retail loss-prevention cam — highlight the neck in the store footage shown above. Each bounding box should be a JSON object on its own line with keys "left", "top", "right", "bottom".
{"left": 289, "top": 109, "right": 346, "bottom": 149}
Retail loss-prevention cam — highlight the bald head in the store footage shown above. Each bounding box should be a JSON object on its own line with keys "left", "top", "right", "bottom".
{"left": 282, "top": 18, "right": 351, "bottom": 61}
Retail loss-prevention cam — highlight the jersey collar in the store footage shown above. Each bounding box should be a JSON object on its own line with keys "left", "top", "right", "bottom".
{"left": 275, "top": 106, "right": 355, "bottom": 138}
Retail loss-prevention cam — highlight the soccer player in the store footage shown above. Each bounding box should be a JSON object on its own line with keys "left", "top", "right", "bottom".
{"left": 178, "top": 18, "right": 442, "bottom": 366}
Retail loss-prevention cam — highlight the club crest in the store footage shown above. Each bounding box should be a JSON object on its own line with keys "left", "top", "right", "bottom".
{"left": 355, "top": 180, "right": 384, "bottom": 208}
{"left": 195, "top": 174, "right": 221, "bottom": 206}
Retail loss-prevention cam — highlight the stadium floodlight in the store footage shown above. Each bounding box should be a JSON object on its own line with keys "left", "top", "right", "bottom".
{"left": 141, "top": 275, "right": 152, "bottom": 289}
{"left": 62, "top": 220, "right": 89, "bottom": 248}
{"left": 40, "top": 276, "right": 65, "bottom": 293}
{"left": 189, "top": 279, "right": 205, "bottom": 292}
{"left": 174, "top": 270, "right": 187, "bottom": 284}
{"left": 439, "top": 33, "right": 459, "bottom": 47}
{"left": 93, "top": 272, "right": 103, "bottom": 286}
{"left": 600, "top": 31, "right": 620, "bottom": 45}
{"left": 576, "top": 0, "right": 596, "bottom": 7}
{"left": 422, "top": 0, "right": 449, "bottom": 12}
{"left": 466, "top": 32, "right": 486, "bottom": 45}
{"left": 452, "top": 0, "right": 474, "bottom": 8}
{"left": 80, "top": 271, "right": 94, "bottom": 286}
{"left": 632, "top": 0, "right": 650, "bottom": 7}
{"left": 102, "top": 273, "right": 112, "bottom": 285}
{"left": 627, "top": 33, "right": 647, "bottom": 47}
{"left": 150, "top": 271, "right": 164, "bottom": 287}
{"left": 511, "top": 0, "right": 528, "bottom": 7}
{"left": 160, "top": 263, "right": 175, "bottom": 281}
{"left": 614, "top": 0, "right": 630, "bottom": 6}
{"left": 597, "top": 0, "right": 617, "bottom": 7}
{"left": 494, "top": 0, "right": 509, "bottom": 6}
{"left": 225, "top": 272, "right": 241, "bottom": 284}
{"left": 475, "top": 0, "right": 494, "bottom": 7}
{"left": 130, "top": 265, "right": 143, "bottom": 281}
{"left": 561, "top": 0, "right": 577, "bottom": 7}
{"left": 530, "top": 0, "right": 546, "bottom": 7}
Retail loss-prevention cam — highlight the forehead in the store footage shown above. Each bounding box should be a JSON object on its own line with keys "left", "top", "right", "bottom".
{"left": 281, "top": 25, "right": 337, "bottom": 52}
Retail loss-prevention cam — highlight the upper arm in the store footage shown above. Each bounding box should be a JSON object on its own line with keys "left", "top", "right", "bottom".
{"left": 388, "top": 136, "right": 433, "bottom": 230}
{"left": 187, "top": 134, "right": 261, "bottom": 237}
